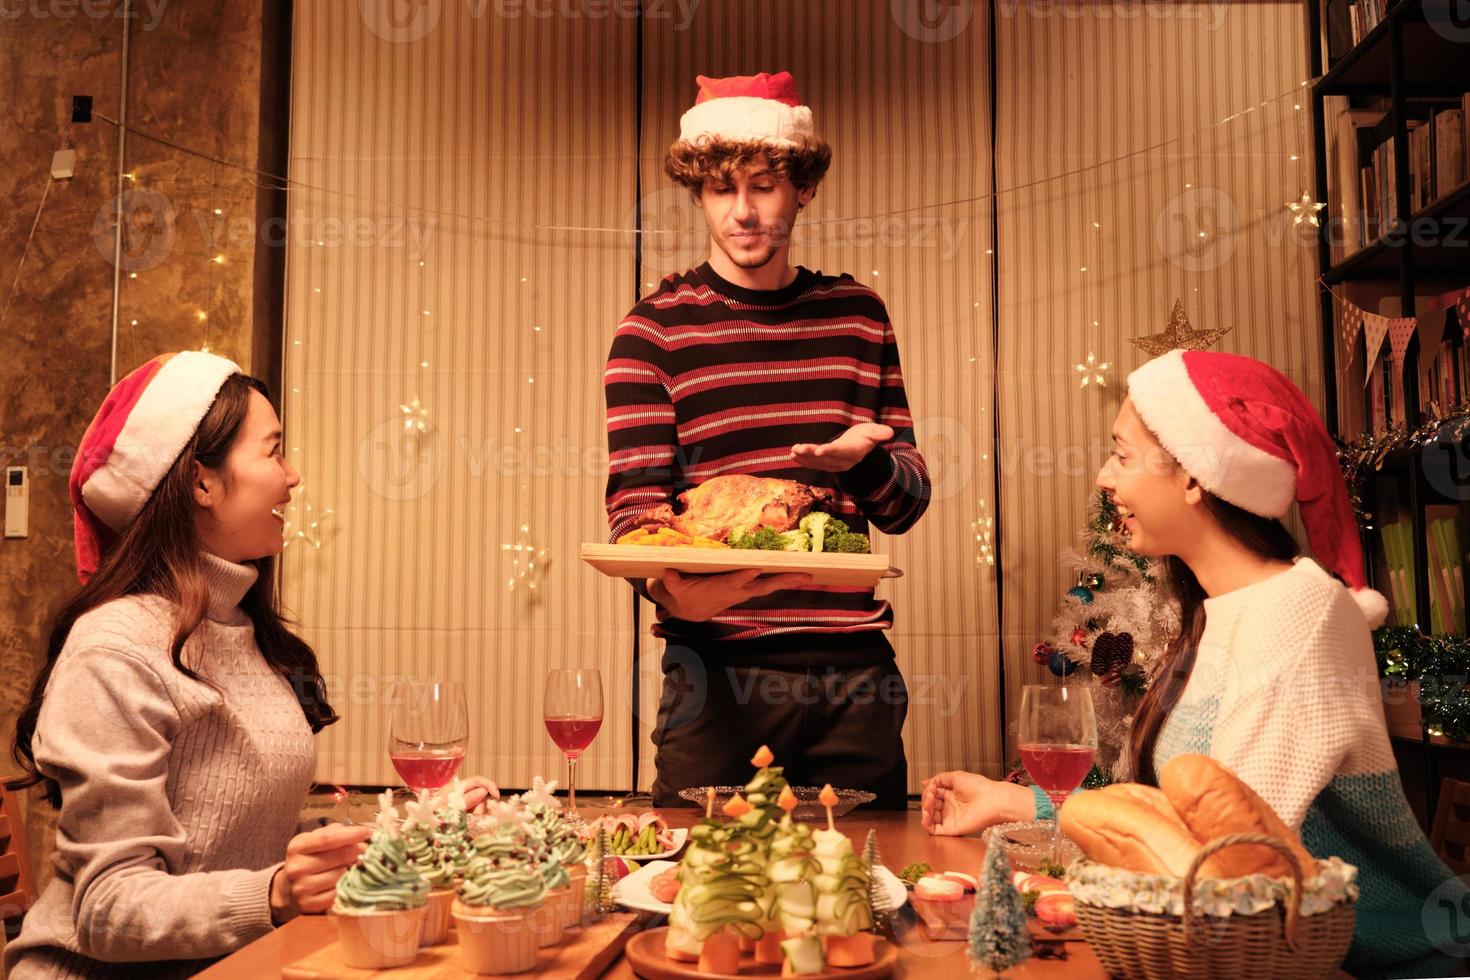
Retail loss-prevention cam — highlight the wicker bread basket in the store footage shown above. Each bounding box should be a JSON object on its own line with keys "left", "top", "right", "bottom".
{"left": 1067, "top": 833, "right": 1356, "bottom": 980}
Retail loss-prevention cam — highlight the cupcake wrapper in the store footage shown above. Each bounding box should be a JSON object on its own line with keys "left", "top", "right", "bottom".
{"left": 331, "top": 906, "right": 426, "bottom": 968}
{"left": 453, "top": 901, "right": 544, "bottom": 975}
{"left": 421, "top": 888, "right": 456, "bottom": 947}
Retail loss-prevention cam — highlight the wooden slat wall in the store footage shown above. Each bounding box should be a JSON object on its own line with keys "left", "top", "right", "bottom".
{"left": 283, "top": 2, "right": 638, "bottom": 790}
{"left": 993, "top": 0, "right": 1321, "bottom": 738}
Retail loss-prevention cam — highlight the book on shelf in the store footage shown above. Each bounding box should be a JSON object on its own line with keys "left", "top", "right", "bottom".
{"left": 1347, "top": 0, "right": 1390, "bottom": 46}
{"left": 1348, "top": 98, "right": 1469, "bottom": 251}
{"left": 1427, "top": 517, "right": 1466, "bottom": 636}
{"left": 1331, "top": 105, "right": 1387, "bottom": 263}
{"left": 1381, "top": 520, "right": 1417, "bottom": 628}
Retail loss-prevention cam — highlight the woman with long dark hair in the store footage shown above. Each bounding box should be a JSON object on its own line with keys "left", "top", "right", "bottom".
{"left": 5, "top": 353, "right": 490, "bottom": 978}
{"left": 922, "top": 350, "right": 1465, "bottom": 977}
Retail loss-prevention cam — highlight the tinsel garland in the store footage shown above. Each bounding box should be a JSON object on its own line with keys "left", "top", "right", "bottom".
{"left": 1374, "top": 625, "right": 1470, "bottom": 743}
{"left": 1338, "top": 402, "right": 1470, "bottom": 528}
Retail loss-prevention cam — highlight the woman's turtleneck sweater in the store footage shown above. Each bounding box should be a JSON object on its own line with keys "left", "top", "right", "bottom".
{"left": 6, "top": 554, "right": 318, "bottom": 979}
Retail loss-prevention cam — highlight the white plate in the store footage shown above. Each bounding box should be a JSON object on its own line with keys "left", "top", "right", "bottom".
{"left": 613, "top": 859, "right": 910, "bottom": 916}
{"left": 603, "top": 827, "right": 689, "bottom": 864}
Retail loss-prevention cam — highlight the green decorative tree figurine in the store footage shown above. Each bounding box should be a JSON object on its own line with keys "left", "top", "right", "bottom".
{"left": 968, "top": 842, "right": 1030, "bottom": 974}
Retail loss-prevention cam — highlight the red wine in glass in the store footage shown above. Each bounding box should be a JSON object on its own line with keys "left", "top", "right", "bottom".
{"left": 544, "top": 715, "right": 602, "bottom": 756}
{"left": 1018, "top": 685, "right": 1098, "bottom": 865}
{"left": 388, "top": 680, "right": 468, "bottom": 802}
{"left": 390, "top": 747, "right": 466, "bottom": 791}
{"left": 544, "top": 669, "right": 603, "bottom": 823}
{"left": 1019, "top": 743, "right": 1098, "bottom": 795}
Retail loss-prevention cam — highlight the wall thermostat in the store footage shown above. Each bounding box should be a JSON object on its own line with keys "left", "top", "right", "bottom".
{"left": 5, "top": 467, "right": 27, "bottom": 539}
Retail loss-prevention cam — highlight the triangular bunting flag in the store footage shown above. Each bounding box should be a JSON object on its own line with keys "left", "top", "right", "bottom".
{"left": 1363, "top": 313, "right": 1390, "bottom": 385}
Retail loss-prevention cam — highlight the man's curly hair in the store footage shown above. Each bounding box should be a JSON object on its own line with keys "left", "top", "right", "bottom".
{"left": 665, "top": 136, "right": 832, "bottom": 193}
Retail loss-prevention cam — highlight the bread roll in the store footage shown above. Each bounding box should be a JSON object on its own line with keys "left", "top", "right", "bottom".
{"left": 1059, "top": 790, "right": 1224, "bottom": 877}
{"left": 1158, "top": 754, "right": 1316, "bottom": 879}
{"left": 1097, "top": 783, "right": 1194, "bottom": 835}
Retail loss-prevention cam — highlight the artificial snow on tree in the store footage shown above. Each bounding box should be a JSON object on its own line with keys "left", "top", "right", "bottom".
{"left": 968, "top": 839, "right": 1030, "bottom": 974}
{"left": 1033, "top": 489, "right": 1179, "bottom": 782}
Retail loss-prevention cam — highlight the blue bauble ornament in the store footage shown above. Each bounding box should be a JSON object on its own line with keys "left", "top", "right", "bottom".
{"left": 1067, "top": 586, "right": 1095, "bottom": 605}
{"left": 1048, "top": 650, "right": 1079, "bottom": 677}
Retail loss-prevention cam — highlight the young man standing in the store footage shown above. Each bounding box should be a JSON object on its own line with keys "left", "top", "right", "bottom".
{"left": 604, "top": 72, "right": 930, "bottom": 808}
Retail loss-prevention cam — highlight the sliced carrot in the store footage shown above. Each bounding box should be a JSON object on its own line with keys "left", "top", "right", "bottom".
{"left": 824, "top": 932, "right": 878, "bottom": 967}
{"left": 722, "top": 794, "right": 753, "bottom": 818}
{"left": 755, "top": 929, "right": 787, "bottom": 965}
{"left": 777, "top": 785, "right": 799, "bottom": 813}
{"left": 751, "top": 745, "right": 775, "bottom": 767}
{"left": 818, "top": 784, "right": 840, "bottom": 808}
{"left": 666, "top": 944, "right": 700, "bottom": 963}
{"left": 698, "top": 931, "right": 742, "bottom": 975}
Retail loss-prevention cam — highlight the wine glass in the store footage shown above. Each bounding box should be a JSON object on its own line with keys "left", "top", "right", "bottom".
{"left": 543, "top": 668, "right": 603, "bottom": 823}
{"left": 1018, "top": 684, "right": 1098, "bottom": 866}
{"left": 388, "top": 680, "right": 468, "bottom": 803}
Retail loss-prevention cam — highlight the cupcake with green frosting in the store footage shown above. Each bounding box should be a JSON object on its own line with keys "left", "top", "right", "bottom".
{"left": 454, "top": 807, "right": 555, "bottom": 976}
{"left": 474, "top": 816, "right": 568, "bottom": 948}
{"left": 331, "top": 792, "right": 429, "bottom": 968}
{"left": 402, "top": 797, "right": 457, "bottom": 946}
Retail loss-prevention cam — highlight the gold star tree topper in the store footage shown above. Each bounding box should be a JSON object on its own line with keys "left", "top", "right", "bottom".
{"left": 1129, "top": 299, "right": 1234, "bottom": 357}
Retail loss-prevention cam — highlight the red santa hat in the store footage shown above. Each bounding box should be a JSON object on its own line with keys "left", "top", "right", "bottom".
{"left": 1127, "top": 348, "right": 1388, "bottom": 628}
{"left": 69, "top": 350, "right": 242, "bottom": 583}
{"left": 677, "top": 71, "right": 816, "bottom": 146}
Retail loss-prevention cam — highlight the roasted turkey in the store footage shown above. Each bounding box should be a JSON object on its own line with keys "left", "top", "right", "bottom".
{"left": 633, "top": 475, "right": 835, "bottom": 541}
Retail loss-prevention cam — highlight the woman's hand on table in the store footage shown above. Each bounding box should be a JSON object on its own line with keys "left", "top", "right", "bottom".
{"left": 921, "top": 771, "right": 1038, "bottom": 837}
{"left": 269, "top": 823, "right": 372, "bottom": 923}
{"left": 460, "top": 775, "right": 501, "bottom": 813}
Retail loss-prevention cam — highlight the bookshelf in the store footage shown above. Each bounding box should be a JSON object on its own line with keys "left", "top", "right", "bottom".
{"left": 1310, "top": 0, "right": 1470, "bottom": 823}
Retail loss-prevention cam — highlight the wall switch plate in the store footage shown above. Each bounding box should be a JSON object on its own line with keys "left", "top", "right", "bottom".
{"left": 4, "top": 466, "right": 27, "bottom": 538}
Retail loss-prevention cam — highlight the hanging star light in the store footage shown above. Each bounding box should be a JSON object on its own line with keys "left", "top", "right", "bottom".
{"left": 1074, "top": 352, "right": 1111, "bottom": 388}
{"left": 1129, "top": 299, "right": 1234, "bottom": 356}
{"left": 280, "top": 485, "right": 334, "bottom": 550}
{"left": 502, "top": 524, "right": 550, "bottom": 595}
{"left": 1285, "top": 190, "right": 1326, "bottom": 227}
{"left": 400, "top": 395, "right": 431, "bottom": 434}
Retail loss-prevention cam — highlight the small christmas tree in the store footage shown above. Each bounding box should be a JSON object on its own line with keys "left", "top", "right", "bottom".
{"left": 1030, "top": 490, "right": 1179, "bottom": 781}
{"left": 968, "top": 841, "right": 1030, "bottom": 973}
{"left": 586, "top": 826, "right": 612, "bottom": 916}
{"left": 862, "top": 829, "right": 890, "bottom": 930}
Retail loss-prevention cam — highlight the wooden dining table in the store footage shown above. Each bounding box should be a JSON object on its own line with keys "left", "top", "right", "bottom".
{"left": 200, "top": 805, "right": 1108, "bottom": 979}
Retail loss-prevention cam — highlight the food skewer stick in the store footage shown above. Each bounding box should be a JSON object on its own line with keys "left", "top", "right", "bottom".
{"left": 705, "top": 786, "right": 715, "bottom": 821}
{"left": 819, "top": 783, "right": 839, "bottom": 832}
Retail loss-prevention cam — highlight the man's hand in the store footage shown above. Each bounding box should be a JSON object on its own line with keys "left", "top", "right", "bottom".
{"left": 920, "top": 771, "right": 1037, "bottom": 837}
{"left": 647, "top": 568, "right": 812, "bottom": 623}
{"left": 269, "top": 823, "right": 372, "bottom": 923}
{"left": 790, "top": 422, "right": 895, "bottom": 473}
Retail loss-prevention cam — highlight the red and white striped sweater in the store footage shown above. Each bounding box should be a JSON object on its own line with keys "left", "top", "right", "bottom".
{"left": 603, "top": 262, "right": 930, "bottom": 644}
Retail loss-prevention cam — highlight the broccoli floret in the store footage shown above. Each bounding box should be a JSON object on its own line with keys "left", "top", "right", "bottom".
{"left": 726, "top": 526, "right": 785, "bottom": 550}
{"left": 827, "top": 531, "right": 871, "bottom": 554}
{"left": 777, "top": 529, "right": 811, "bottom": 552}
{"left": 825, "top": 517, "right": 852, "bottom": 536}
{"left": 799, "top": 512, "right": 831, "bottom": 552}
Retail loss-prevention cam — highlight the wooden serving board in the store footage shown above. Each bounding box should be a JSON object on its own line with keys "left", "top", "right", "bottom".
{"left": 581, "top": 544, "right": 898, "bottom": 589}
{"left": 282, "top": 911, "right": 639, "bottom": 979}
{"left": 623, "top": 928, "right": 896, "bottom": 980}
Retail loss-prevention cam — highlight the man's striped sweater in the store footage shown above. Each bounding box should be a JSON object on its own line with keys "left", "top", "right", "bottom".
{"left": 603, "top": 262, "right": 930, "bottom": 646}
